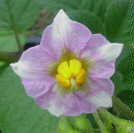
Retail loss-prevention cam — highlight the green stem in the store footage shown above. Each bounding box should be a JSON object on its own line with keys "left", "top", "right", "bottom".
{"left": 0, "top": 51, "right": 21, "bottom": 63}
{"left": 112, "top": 96, "right": 134, "bottom": 120}
{"left": 99, "top": 108, "right": 114, "bottom": 121}
{"left": 99, "top": 108, "right": 134, "bottom": 133}
{"left": 6, "top": 0, "right": 22, "bottom": 51}
{"left": 93, "top": 112, "right": 108, "bottom": 133}
{"left": 13, "top": 29, "right": 22, "bottom": 51}
{"left": 73, "top": 114, "right": 95, "bottom": 132}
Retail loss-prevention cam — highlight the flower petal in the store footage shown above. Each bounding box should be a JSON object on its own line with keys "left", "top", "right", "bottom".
{"left": 87, "top": 34, "right": 108, "bottom": 49}
{"left": 35, "top": 85, "right": 96, "bottom": 116}
{"left": 35, "top": 88, "right": 66, "bottom": 116}
{"left": 76, "top": 78, "right": 114, "bottom": 98}
{"left": 90, "top": 43, "right": 123, "bottom": 78}
{"left": 81, "top": 43, "right": 123, "bottom": 78}
{"left": 68, "top": 21, "right": 91, "bottom": 53}
{"left": 40, "top": 9, "right": 91, "bottom": 56}
{"left": 48, "top": 103, "right": 66, "bottom": 117}
{"left": 88, "top": 78, "right": 114, "bottom": 96}
{"left": 22, "top": 78, "right": 54, "bottom": 97}
{"left": 87, "top": 91, "right": 112, "bottom": 108}
{"left": 90, "top": 60, "right": 115, "bottom": 78}
{"left": 97, "top": 43, "right": 123, "bottom": 61}
{"left": 10, "top": 60, "right": 33, "bottom": 79}
{"left": 80, "top": 34, "right": 108, "bottom": 59}
{"left": 35, "top": 78, "right": 114, "bottom": 116}
{"left": 63, "top": 94, "right": 96, "bottom": 116}
{"left": 10, "top": 45, "right": 56, "bottom": 79}
{"left": 52, "top": 9, "right": 72, "bottom": 43}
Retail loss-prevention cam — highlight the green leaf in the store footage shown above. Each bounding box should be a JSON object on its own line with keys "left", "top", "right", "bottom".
{"left": 99, "top": 109, "right": 134, "bottom": 133}
{"left": 37, "top": 0, "right": 111, "bottom": 34}
{"left": 117, "top": 45, "right": 133, "bottom": 78}
{"left": 0, "top": 67, "right": 58, "bottom": 133}
{"left": 68, "top": 10, "right": 105, "bottom": 34}
{"left": 112, "top": 44, "right": 134, "bottom": 94}
{"left": 36, "top": 0, "right": 82, "bottom": 11}
{"left": 0, "top": 34, "right": 26, "bottom": 52}
{"left": 105, "top": 0, "right": 131, "bottom": 44}
{"left": 118, "top": 90, "right": 134, "bottom": 111}
{"left": 79, "top": 0, "right": 112, "bottom": 22}
{"left": 0, "top": 0, "right": 40, "bottom": 32}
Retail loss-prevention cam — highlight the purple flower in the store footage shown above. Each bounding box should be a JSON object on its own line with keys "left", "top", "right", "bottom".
{"left": 11, "top": 10, "right": 123, "bottom": 116}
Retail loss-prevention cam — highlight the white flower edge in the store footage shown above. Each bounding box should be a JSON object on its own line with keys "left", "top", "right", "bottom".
{"left": 10, "top": 61, "right": 38, "bottom": 79}
{"left": 98, "top": 43, "right": 123, "bottom": 61}
{"left": 87, "top": 91, "right": 112, "bottom": 108}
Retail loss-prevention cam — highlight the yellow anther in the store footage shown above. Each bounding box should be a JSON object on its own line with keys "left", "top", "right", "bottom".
{"left": 69, "top": 59, "right": 82, "bottom": 76}
{"left": 56, "top": 59, "right": 86, "bottom": 90}
{"left": 76, "top": 68, "right": 86, "bottom": 85}
{"left": 57, "top": 61, "right": 71, "bottom": 78}
{"left": 56, "top": 74, "right": 71, "bottom": 88}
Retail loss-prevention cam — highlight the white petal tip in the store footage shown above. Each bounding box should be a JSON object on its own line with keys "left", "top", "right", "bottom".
{"left": 10, "top": 61, "right": 31, "bottom": 78}
{"left": 48, "top": 104, "right": 64, "bottom": 117}
{"left": 10, "top": 62, "right": 19, "bottom": 72}
{"left": 56, "top": 9, "right": 67, "bottom": 16}
{"left": 10, "top": 62, "right": 24, "bottom": 77}
{"left": 88, "top": 91, "right": 112, "bottom": 108}
{"left": 99, "top": 43, "right": 124, "bottom": 61}
{"left": 10, "top": 61, "right": 23, "bottom": 76}
{"left": 54, "top": 9, "right": 69, "bottom": 22}
{"left": 52, "top": 9, "right": 71, "bottom": 40}
{"left": 114, "top": 43, "right": 124, "bottom": 53}
{"left": 58, "top": 9, "right": 65, "bottom": 14}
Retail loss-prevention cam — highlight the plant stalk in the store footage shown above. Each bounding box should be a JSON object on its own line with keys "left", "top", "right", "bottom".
{"left": 93, "top": 112, "right": 108, "bottom": 133}
{"left": 6, "top": 0, "right": 22, "bottom": 51}
{"left": 112, "top": 96, "right": 134, "bottom": 120}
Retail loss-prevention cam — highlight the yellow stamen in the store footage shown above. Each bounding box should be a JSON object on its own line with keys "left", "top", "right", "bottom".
{"left": 56, "top": 74, "right": 71, "bottom": 88}
{"left": 76, "top": 68, "right": 86, "bottom": 85}
{"left": 56, "top": 59, "right": 86, "bottom": 90}
{"left": 69, "top": 59, "right": 82, "bottom": 76}
{"left": 57, "top": 61, "right": 71, "bottom": 78}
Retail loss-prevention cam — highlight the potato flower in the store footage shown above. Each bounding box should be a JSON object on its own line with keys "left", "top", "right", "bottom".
{"left": 11, "top": 10, "right": 123, "bottom": 116}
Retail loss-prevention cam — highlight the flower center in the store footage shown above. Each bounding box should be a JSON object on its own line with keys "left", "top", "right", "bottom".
{"left": 56, "top": 59, "right": 86, "bottom": 90}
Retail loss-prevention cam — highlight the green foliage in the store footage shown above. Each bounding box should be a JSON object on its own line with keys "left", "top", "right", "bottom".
{"left": 118, "top": 90, "right": 134, "bottom": 111}
{"left": 69, "top": 10, "right": 105, "bottom": 34}
{"left": 0, "top": 67, "right": 58, "bottom": 133}
{"left": 59, "top": 117, "right": 74, "bottom": 133}
{"left": 73, "top": 116, "right": 92, "bottom": 132}
{"left": 105, "top": 0, "right": 131, "bottom": 43}
{"left": 58, "top": 116, "right": 94, "bottom": 133}
{"left": 0, "top": 1, "right": 59, "bottom": 132}
{"left": 37, "top": 0, "right": 110, "bottom": 34}
{"left": 0, "top": 0, "right": 40, "bottom": 32}
{"left": 0, "top": 34, "right": 26, "bottom": 52}
{"left": 99, "top": 109, "right": 134, "bottom": 133}
{"left": 0, "top": 0, "right": 133, "bottom": 132}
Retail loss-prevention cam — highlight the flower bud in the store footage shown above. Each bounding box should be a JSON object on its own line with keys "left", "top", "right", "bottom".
{"left": 74, "top": 116, "right": 92, "bottom": 132}
{"left": 59, "top": 117, "right": 73, "bottom": 133}
{"left": 68, "top": 129, "right": 81, "bottom": 133}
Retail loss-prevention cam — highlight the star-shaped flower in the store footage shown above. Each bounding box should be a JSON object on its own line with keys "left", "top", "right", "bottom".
{"left": 11, "top": 10, "right": 123, "bottom": 116}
